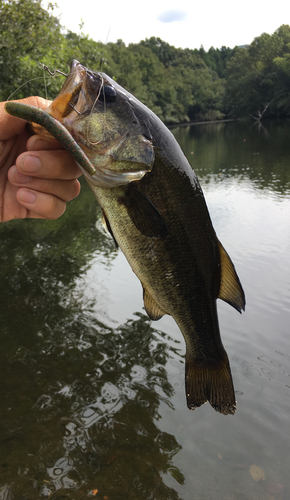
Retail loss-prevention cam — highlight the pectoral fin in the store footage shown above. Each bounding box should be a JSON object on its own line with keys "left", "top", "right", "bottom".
{"left": 101, "top": 210, "right": 119, "bottom": 249}
{"left": 217, "top": 240, "right": 246, "bottom": 313}
{"left": 123, "top": 184, "right": 168, "bottom": 238}
{"left": 143, "top": 287, "right": 167, "bottom": 320}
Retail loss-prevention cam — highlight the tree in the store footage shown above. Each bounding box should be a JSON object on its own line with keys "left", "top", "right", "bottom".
{"left": 225, "top": 25, "right": 290, "bottom": 118}
{"left": 0, "top": 0, "right": 66, "bottom": 100}
{"left": 2, "top": 0, "right": 290, "bottom": 122}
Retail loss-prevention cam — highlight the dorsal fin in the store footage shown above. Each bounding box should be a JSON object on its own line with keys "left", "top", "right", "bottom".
{"left": 143, "top": 287, "right": 167, "bottom": 320}
{"left": 217, "top": 240, "right": 245, "bottom": 313}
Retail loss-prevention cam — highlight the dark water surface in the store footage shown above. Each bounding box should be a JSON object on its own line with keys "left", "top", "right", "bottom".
{"left": 0, "top": 120, "right": 290, "bottom": 500}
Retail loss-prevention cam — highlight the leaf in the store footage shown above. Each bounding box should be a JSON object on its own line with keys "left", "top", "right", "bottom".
{"left": 249, "top": 464, "right": 265, "bottom": 482}
{"left": 169, "top": 466, "right": 185, "bottom": 485}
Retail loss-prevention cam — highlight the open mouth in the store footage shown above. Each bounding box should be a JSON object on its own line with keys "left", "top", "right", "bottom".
{"left": 46, "top": 60, "right": 88, "bottom": 122}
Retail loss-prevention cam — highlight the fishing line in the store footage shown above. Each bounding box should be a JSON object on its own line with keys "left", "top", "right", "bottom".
{"left": 43, "top": 65, "right": 48, "bottom": 100}
{"left": 6, "top": 77, "right": 46, "bottom": 101}
{"left": 6, "top": 64, "right": 67, "bottom": 101}
{"left": 100, "top": 26, "right": 111, "bottom": 72}
{"left": 105, "top": 26, "right": 111, "bottom": 44}
{"left": 86, "top": 74, "right": 105, "bottom": 146}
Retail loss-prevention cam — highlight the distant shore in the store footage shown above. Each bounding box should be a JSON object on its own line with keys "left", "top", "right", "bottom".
{"left": 168, "top": 118, "right": 236, "bottom": 129}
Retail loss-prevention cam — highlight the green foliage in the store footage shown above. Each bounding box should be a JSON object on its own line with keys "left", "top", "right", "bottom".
{"left": 197, "top": 45, "right": 236, "bottom": 78}
{"left": 0, "top": 0, "right": 105, "bottom": 100}
{"left": 225, "top": 25, "right": 290, "bottom": 118}
{"left": 0, "top": 0, "right": 63, "bottom": 99}
{"left": 1, "top": 0, "right": 290, "bottom": 121}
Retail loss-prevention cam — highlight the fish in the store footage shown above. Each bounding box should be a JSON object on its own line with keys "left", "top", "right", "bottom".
{"left": 5, "top": 60, "right": 245, "bottom": 414}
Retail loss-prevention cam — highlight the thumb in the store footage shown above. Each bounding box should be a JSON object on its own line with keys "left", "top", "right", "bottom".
{"left": 0, "top": 96, "right": 51, "bottom": 141}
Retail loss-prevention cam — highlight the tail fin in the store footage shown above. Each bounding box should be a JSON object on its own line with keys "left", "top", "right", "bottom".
{"left": 185, "top": 354, "right": 236, "bottom": 415}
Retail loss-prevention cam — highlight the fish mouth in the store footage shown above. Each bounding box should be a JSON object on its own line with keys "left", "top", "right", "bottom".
{"left": 47, "top": 60, "right": 113, "bottom": 126}
{"left": 46, "top": 60, "right": 88, "bottom": 123}
{"left": 31, "top": 60, "right": 87, "bottom": 138}
{"left": 46, "top": 60, "right": 123, "bottom": 153}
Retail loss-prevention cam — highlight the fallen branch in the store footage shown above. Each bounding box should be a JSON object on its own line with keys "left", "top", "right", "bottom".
{"left": 250, "top": 98, "right": 274, "bottom": 121}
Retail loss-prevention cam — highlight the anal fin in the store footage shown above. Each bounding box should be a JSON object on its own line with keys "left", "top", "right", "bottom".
{"left": 143, "top": 287, "right": 167, "bottom": 320}
{"left": 217, "top": 239, "right": 245, "bottom": 313}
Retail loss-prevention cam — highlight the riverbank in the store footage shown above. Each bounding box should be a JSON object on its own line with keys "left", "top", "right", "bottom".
{"left": 168, "top": 118, "right": 236, "bottom": 129}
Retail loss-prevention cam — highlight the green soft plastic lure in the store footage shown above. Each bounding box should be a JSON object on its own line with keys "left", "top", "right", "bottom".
{"left": 4, "top": 102, "right": 97, "bottom": 176}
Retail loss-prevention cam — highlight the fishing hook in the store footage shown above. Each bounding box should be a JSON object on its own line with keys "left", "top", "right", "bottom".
{"left": 42, "top": 65, "right": 68, "bottom": 77}
{"left": 68, "top": 101, "right": 82, "bottom": 115}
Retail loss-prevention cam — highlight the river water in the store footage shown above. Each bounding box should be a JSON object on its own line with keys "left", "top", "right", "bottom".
{"left": 0, "top": 120, "right": 289, "bottom": 500}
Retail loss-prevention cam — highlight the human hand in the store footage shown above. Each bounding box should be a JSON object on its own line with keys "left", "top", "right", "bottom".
{"left": 0, "top": 96, "right": 81, "bottom": 222}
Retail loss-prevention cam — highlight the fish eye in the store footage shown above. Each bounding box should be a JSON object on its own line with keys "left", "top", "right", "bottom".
{"left": 98, "top": 85, "right": 117, "bottom": 103}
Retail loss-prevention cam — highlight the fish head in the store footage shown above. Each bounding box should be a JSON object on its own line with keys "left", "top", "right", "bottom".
{"left": 46, "top": 60, "right": 155, "bottom": 185}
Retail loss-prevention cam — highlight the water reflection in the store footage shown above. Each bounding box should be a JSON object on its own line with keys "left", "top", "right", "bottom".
{"left": 0, "top": 196, "right": 184, "bottom": 499}
{"left": 172, "top": 120, "right": 290, "bottom": 196}
{"left": 42, "top": 356, "right": 183, "bottom": 498}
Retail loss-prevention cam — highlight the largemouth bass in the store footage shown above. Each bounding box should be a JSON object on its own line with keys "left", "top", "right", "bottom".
{"left": 5, "top": 60, "right": 245, "bottom": 415}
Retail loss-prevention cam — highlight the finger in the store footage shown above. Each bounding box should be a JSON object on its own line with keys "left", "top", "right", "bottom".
{"left": 0, "top": 97, "right": 51, "bottom": 141}
{"left": 8, "top": 165, "right": 81, "bottom": 202}
{"left": 16, "top": 149, "right": 82, "bottom": 180}
{"left": 16, "top": 188, "right": 67, "bottom": 220}
{"left": 27, "top": 134, "right": 65, "bottom": 151}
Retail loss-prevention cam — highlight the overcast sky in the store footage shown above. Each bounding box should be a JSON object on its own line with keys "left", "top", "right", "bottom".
{"left": 46, "top": 0, "right": 290, "bottom": 51}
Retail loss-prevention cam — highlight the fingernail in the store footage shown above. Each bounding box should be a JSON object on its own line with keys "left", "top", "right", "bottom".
{"left": 14, "top": 171, "right": 32, "bottom": 184}
{"left": 29, "top": 137, "right": 49, "bottom": 150}
{"left": 18, "top": 189, "right": 36, "bottom": 204}
{"left": 8, "top": 166, "right": 31, "bottom": 184}
{"left": 21, "top": 155, "right": 41, "bottom": 173}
